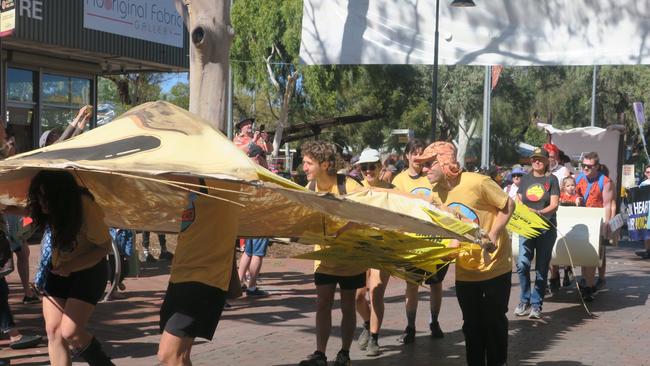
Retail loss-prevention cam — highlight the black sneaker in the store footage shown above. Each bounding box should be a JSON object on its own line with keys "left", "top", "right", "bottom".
{"left": 245, "top": 287, "right": 269, "bottom": 297}
{"left": 22, "top": 295, "right": 40, "bottom": 304}
{"left": 429, "top": 321, "right": 444, "bottom": 338}
{"left": 159, "top": 251, "right": 174, "bottom": 261}
{"left": 145, "top": 253, "right": 157, "bottom": 263}
{"left": 549, "top": 278, "right": 561, "bottom": 294}
{"left": 635, "top": 249, "right": 650, "bottom": 259}
{"left": 595, "top": 278, "right": 606, "bottom": 291}
{"left": 580, "top": 286, "right": 594, "bottom": 302}
{"left": 397, "top": 326, "right": 415, "bottom": 344}
{"left": 333, "top": 350, "right": 351, "bottom": 366}
{"left": 299, "top": 351, "right": 327, "bottom": 366}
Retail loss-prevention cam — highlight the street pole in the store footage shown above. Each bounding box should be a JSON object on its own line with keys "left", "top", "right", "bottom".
{"left": 481, "top": 65, "right": 492, "bottom": 169}
{"left": 430, "top": 0, "right": 440, "bottom": 142}
{"left": 591, "top": 65, "right": 598, "bottom": 127}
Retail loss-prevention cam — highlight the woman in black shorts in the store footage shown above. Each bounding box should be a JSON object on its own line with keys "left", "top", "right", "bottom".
{"left": 28, "top": 170, "right": 114, "bottom": 365}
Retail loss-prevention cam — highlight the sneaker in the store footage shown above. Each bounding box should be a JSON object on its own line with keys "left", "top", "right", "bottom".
{"left": 245, "top": 287, "right": 269, "bottom": 297}
{"left": 145, "top": 253, "right": 157, "bottom": 263}
{"left": 635, "top": 249, "right": 650, "bottom": 259}
{"left": 529, "top": 305, "right": 542, "bottom": 319}
{"left": 333, "top": 350, "right": 351, "bottom": 366}
{"left": 9, "top": 334, "right": 42, "bottom": 349}
{"left": 563, "top": 268, "right": 574, "bottom": 287}
{"left": 159, "top": 251, "right": 174, "bottom": 261}
{"left": 429, "top": 321, "right": 444, "bottom": 339}
{"left": 224, "top": 302, "right": 232, "bottom": 309}
{"left": 22, "top": 295, "right": 40, "bottom": 304}
{"left": 366, "top": 337, "right": 381, "bottom": 357}
{"left": 299, "top": 351, "right": 327, "bottom": 366}
{"left": 595, "top": 278, "right": 606, "bottom": 291}
{"left": 580, "top": 286, "right": 594, "bottom": 302}
{"left": 513, "top": 302, "right": 530, "bottom": 316}
{"left": 549, "top": 278, "right": 561, "bottom": 294}
{"left": 396, "top": 326, "right": 415, "bottom": 344}
{"left": 357, "top": 327, "right": 370, "bottom": 350}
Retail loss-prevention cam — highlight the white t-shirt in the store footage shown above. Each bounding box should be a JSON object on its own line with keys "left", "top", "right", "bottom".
{"left": 503, "top": 183, "right": 519, "bottom": 199}
{"left": 551, "top": 165, "right": 570, "bottom": 185}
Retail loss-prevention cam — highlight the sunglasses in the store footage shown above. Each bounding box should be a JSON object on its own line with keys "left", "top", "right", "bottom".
{"left": 360, "top": 163, "right": 377, "bottom": 171}
{"left": 582, "top": 163, "right": 597, "bottom": 170}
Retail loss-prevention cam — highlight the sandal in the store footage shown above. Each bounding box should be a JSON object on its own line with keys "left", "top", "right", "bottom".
{"left": 10, "top": 334, "right": 42, "bottom": 349}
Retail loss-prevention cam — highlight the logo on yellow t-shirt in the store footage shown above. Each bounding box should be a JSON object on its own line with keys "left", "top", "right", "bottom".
{"left": 411, "top": 187, "right": 432, "bottom": 198}
{"left": 447, "top": 202, "right": 480, "bottom": 224}
{"left": 181, "top": 193, "right": 197, "bottom": 232}
{"left": 525, "top": 184, "right": 545, "bottom": 202}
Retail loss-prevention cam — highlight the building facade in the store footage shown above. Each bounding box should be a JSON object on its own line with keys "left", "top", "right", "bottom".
{"left": 1, "top": 0, "right": 188, "bottom": 152}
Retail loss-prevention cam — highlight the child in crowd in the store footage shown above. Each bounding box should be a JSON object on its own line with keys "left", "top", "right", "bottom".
{"left": 559, "top": 176, "right": 581, "bottom": 206}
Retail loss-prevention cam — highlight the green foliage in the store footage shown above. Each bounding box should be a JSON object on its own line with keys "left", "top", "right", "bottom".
{"left": 164, "top": 82, "right": 189, "bottom": 110}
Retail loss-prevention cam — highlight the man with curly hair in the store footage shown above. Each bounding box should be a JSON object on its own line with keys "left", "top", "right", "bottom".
{"left": 299, "top": 140, "right": 364, "bottom": 366}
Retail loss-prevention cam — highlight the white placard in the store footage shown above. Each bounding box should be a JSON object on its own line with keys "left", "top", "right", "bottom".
{"left": 512, "top": 206, "right": 604, "bottom": 267}
{"left": 84, "top": 0, "right": 184, "bottom": 48}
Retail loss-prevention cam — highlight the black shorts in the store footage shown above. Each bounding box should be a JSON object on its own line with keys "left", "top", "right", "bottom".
{"left": 44, "top": 258, "right": 108, "bottom": 305}
{"left": 409, "top": 263, "right": 450, "bottom": 285}
{"left": 314, "top": 272, "right": 366, "bottom": 290}
{"left": 160, "top": 282, "right": 226, "bottom": 340}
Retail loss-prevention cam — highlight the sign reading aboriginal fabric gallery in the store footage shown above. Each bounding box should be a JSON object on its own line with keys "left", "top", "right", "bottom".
{"left": 626, "top": 186, "right": 650, "bottom": 241}
{"left": 83, "top": 0, "right": 183, "bottom": 48}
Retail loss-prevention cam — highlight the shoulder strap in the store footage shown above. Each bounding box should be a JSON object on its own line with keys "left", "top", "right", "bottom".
{"left": 199, "top": 178, "right": 208, "bottom": 194}
{"left": 598, "top": 173, "right": 605, "bottom": 193}
{"left": 337, "top": 174, "right": 347, "bottom": 195}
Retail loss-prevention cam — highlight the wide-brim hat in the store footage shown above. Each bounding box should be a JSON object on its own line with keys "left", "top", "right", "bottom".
{"left": 510, "top": 167, "right": 526, "bottom": 176}
{"left": 356, "top": 149, "right": 381, "bottom": 164}
{"left": 235, "top": 117, "right": 255, "bottom": 130}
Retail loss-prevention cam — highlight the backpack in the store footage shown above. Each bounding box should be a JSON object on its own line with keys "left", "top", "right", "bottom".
{"left": 575, "top": 172, "right": 605, "bottom": 205}
{"left": 308, "top": 174, "right": 350, "bottom": 194}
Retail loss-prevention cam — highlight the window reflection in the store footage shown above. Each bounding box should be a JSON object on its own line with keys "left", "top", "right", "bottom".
{"left": 7, "top": 68, "right": 34, "bottom": 102}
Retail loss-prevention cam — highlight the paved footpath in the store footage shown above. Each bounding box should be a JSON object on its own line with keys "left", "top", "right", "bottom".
{"left": 2, "top": 241, "right": 650, "bottom": 365}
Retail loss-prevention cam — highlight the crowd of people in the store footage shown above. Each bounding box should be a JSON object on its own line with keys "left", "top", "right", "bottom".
{"left": 0, "top": 112, "right": 639, "bottom": 366}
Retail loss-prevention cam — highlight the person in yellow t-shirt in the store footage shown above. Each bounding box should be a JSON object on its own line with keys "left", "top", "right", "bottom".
{"left": 158, "top": 178, "right": 241, "bottom": 366}
{"left": 27, "top": 170, "right": 113, "bottom": 365}
{"left": 415, "top": 141, "right": 514, "bottom": 366}
{"left": 391, "top": 138, "right": 449, "bottom": 343}
{"left": 300, "top": 140, "right": 363, "bottom": 366}
{"left": 351, "top": 148, "right": 394, "bottom": 357}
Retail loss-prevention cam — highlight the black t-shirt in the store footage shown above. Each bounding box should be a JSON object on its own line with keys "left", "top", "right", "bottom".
{"left": 518, "top": 173, "right": 560, "bottom": 223}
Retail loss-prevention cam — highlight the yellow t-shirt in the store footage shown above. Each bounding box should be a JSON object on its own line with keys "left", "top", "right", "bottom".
{"left": 52, "top": 195, "right": 111, "bottom": 271}
{"left": 170, "top": 184, "right": 241, "bottom": 291}
{"left": 391, "top": 170, "right": 432, "bottom": 200}
{"left": 361, "top": 179, "right": 393, "bottom": 189}
{"left": 430, "top": 172, "right": 511, "bottom": 282}
{"left": 307, "top": 176, "right": 366, "bottom": 276}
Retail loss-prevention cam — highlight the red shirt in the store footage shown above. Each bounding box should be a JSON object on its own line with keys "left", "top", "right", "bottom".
{"left": 576, "top": 174, "right": 610, "bottom": 208}
{"left": 559, "top": 192, "right": 580, "bottom": 206}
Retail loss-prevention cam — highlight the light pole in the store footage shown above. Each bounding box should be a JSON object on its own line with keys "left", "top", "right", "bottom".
{"left": 431, "top": 0, "right": 475, "bottom": 142}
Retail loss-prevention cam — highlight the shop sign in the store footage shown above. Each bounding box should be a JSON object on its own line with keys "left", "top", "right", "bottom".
{"left": 0, "top": 0, "right": 16, "bottom": 37}
{"left": 84, "top": 0, "right": 184, "bottom": 48}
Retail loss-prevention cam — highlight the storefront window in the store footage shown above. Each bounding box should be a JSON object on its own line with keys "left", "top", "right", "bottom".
{"left": 5, "top": 107, "right": 34, "bottom": 154}
{"left": 7, "top": 68, "right": 34, "bottom": 102}
{"left": 41, "top": 74, "right": 91, "bottom": 132}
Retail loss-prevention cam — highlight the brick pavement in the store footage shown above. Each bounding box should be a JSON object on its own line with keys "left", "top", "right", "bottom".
{"left": 2, "top": 241, "right": 650, "bottom": 365}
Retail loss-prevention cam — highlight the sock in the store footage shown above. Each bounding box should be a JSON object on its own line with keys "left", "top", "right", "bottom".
{"left": 430, "top": 309, "right": 439, "bottom": 324}
{"left": 406, "top": 310, "right": 416, "bottom": 329}
{"left": 371, "top": 333, "right": 379, "bottom": 341}
{"left": 363, "top": 320, "right": 370, "bottom": 330}
{"left": 338, "top": 349, "right": 350, "bottom": 357}
{"left": 314, "top": 350, "right": 326, "bottom": 359}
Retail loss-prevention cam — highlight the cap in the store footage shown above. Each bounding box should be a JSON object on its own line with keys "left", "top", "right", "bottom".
{"left": 235, "top": 117, "right": 255, "bottom": 130}
{"left": 356, "top": 149, "right": 381, "bottom": 164}
{"left": 530, "top": 147, "right": 549, "bottom": 160}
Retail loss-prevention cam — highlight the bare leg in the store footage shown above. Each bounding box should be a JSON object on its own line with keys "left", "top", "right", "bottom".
{"left": 315, "top": 284, "right": 336, "bottom": 353}
{"left": 340, "top": 288, "right": 357, "bottom": 351}
{"left": 430, "top": 282, "right": 442, "bottom": 322}
{"left": 581, "top": 267, "right": 596, "bottom": 287}
{"left": 247, "top": 256, "right": 264, "bottom": 289}
{"left": 43, "top": 296, "right": 70, "bottom": 366}
{"left": 158, "top": 331, "right": 194, "bottom": 366}
{"left": 369, "top": 269, "right": 389, "bottom": 334}
{"left": 238, "top": 253, "right": 252, "bottom": 284}
{"left": 404, "top": 282, "right": 419, "bottom": 328}
{"left": 355, "top": 271, "right": 370, "bottom": 323}
{"left": 15, "top": 245, "right": 34, "bottom": 298}
{"left": 59, "top": 298, "right": 96, "bottom": 350}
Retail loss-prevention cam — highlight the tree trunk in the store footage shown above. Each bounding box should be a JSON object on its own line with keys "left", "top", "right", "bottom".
{"left": 455, "top": 112, "right": 477, "bottom": 168}
{"left": 272, "top": 71, "right": 298, "bottom": 157}
{"left": 176, "top": 0, "right": 234, "bottom": 133}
